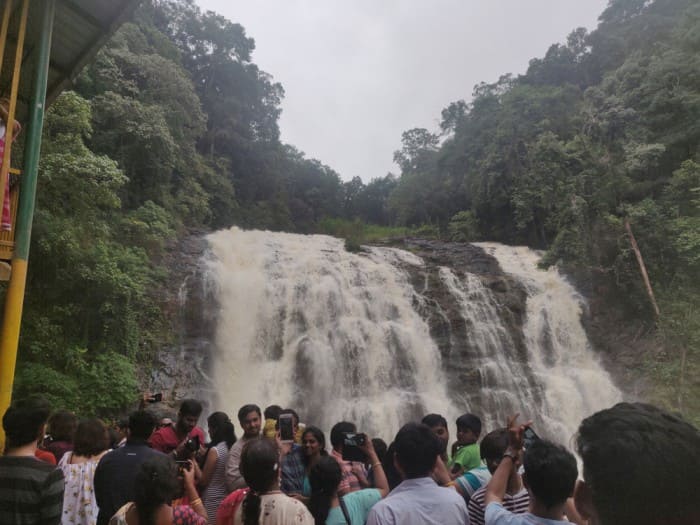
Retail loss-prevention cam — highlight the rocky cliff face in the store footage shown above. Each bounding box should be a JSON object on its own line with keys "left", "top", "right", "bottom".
{"left": 380, "top": 239, "right": 536, "bottom": 410}
{"left": 147, "top": 232, "right": 217, "bottom": 417}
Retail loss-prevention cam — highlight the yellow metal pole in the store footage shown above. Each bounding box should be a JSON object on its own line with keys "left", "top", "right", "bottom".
{"left": 0, "top": 0, "right": 12, "bottom": 73}
{"left": 0, "top": 0, "right": 54, "bottom": 449}
{"left": 0, "top": 0, "right": 25, "bottom": 241}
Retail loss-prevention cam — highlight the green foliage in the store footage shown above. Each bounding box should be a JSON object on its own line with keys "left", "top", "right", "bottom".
{"left": 448, "top": 211, "right": 479, "bottom": 242}
{"left": 14, "top": 352, "right": 138, "bottom": 416}
{"left": 384, "top": 0, "right": 700, "bottom": 421}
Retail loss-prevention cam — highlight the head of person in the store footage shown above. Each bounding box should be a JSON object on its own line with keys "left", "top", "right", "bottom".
{"left": 521, "top": 439, "right": 577, "bottom": 510}
{"left": 308, "top": 456, "right": 343, "bottom": 525}
{"left": 301, "top": 426, "right": 327, "bottom": 465}
{"left": 455, "top": 413, "right": 481, "bottom": 445}
{"left": 480, "top": 428, "right": 509, "bottom": 474}
{"left": 240, "top": 438, "right": 280, "bottom": 525}
{"left": 115, "top": 418, "right": 129, "bottom": 440}
{"left": 422, "top": 413, "right": 449, "bottom": 454}
{"left": 73, "top": 418, "right": 110, "bottom": 457}
{"left": 371, "top": 437, "right": 388, "bottom": 463}
{"left": 393, "top": 422, "right": 441, "bottom": 479}
{"left": 207, "top": 411, "right": 237, "bottom": 448}
{"left": 134, "top": 455, "right": 180, "bottom": 525}
{"left": 575, "top": 402, "right": 700, "bottom": 525}
{"left": 382, "top": 441, "right": 403, "bottom": 490}
{"left": 157, "top": 415, "right": 174, "bottom": 429}
{"left": 2, "top": 397, "right": 51, "bottom": 450}
{"left": 177, "top": 399, "right": 202, "bottom": 434}
{"left": 264, "top": 405, "right": 282, "bottom": 421}
{"left": 330, "top": 421, "right": 356, "bottom": 453}
{"left": 47, "top": 409, "right": 77, "bottom": 442}
{"left": 237, "top": 404, "right": 262, "bottom": 438}
{"left": 128, "top": 410, "right": 157, "bottom": 441}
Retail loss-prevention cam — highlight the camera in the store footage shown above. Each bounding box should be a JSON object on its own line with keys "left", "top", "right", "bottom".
{"left": 342, "top": 432, "right": 367, "bottom": 462}
{"left": 343, "top": 432, "right": 366, "bottom": 447}
{"left": 184, "top": 434, "right": 200, "bottom": 454}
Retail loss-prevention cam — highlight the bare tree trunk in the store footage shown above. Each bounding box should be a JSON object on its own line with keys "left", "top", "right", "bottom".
{"left": 625, "top": 219, "right": 660, "bottom": 320}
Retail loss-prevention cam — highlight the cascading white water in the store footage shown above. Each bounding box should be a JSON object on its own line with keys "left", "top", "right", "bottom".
{"left": 437, "top": 267, "right": 545, "bottom": 435}
{"left": 205, "top": 228, "right": 458, "bottom": 440}
{"left": 204, "top": 227, "right": 622, "bottom": 445}
{"left": 475, "top": 242, "right": 622, "bottom": 444}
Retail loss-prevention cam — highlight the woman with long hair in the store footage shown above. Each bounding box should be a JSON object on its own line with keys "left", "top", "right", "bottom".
{"left": 216, "top": 438, "right": 312, "bottom": 525}
{"left": 201, "top": 412, "right": 237, "bottom": 523}
{"left": 58, "top": 418, "right": 111, "bottom": 525}
{"left": 109, "top": 455, "right": 207, "bottom": 524}
{"left": 308, "top": 438, "right": 388, "bottom": 525}
{"left": 297, "top": 426, "right": 328, "bottom": 500}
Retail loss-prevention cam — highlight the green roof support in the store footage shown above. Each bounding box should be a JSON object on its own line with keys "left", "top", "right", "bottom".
{"left": 0, "top": 0, "right": 56, "bottom": 449}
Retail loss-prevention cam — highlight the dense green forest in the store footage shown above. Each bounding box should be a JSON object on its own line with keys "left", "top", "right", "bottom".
{"left": 4, "top": 0, "right": 699, "bottom": 423}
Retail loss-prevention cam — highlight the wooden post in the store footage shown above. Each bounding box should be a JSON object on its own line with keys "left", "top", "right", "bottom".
{"left": 625, "top": 219, "right": 660, "bottom": 320}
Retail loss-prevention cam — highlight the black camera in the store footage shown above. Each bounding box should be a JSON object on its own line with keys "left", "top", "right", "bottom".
{"left": 342, "top": 432, "right": 367, "bottom": 462}
{"left": 184, "top": 434, "right": 200, "bottom": 454}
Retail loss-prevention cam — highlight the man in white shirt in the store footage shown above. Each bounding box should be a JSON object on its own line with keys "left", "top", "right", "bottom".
{"left": 225, "top": 404, "right": 262, "bottom": 491}
{"left": 366, "top": 422, "right": 470, "bottom": 525}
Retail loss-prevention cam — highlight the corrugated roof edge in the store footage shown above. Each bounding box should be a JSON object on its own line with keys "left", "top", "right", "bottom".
{"left": 45, "top": 0, "right": 142, "bottom": 107}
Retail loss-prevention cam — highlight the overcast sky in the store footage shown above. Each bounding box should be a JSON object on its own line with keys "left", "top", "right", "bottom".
{"left": 196, "top": 1, "right": 609, "bottom": 181}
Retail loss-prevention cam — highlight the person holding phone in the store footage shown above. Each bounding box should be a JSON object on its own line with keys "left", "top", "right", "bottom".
{"left": 484, "top": 414, "right": 580, "bottom": 525}
{"left": 148, "top": 399, "right": 206, "bottom": 458}
{"left": 108, "top": 455, "right": 206, "bottom": 525}
{"left": 329, "top": 421, "right": 368, "bottom": 496}
{"left": 279, "top": 410, "right": 309, "bottom": 496}
{"left": 308, "top": 438, "right": 389, "bottom": 525}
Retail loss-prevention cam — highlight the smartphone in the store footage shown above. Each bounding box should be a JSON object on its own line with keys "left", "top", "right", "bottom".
{"left": 175, "top": 460, "right": 191, "bottom": 474}
{"left": 279, "top": 414, "right": 295, "bottom": 442}
{"left": 523, "top": 427, "right": 539, "bottom": 449}
{"left": 342, "top": 432, "right": 367, "bottom": 462}
{"left": 147, "top": 393, "right": 163, "bottom": 403}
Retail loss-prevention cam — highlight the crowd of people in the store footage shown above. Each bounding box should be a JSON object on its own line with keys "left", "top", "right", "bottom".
{"left": 0, "top": 395, "right": 698, "bottom": 525}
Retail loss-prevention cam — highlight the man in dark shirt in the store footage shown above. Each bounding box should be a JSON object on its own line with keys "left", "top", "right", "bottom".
{"left": 94, "top": 410, "right": 163, "bottom": 525}
{"left": 0, "top": 397, "right": 64, "bottom": 525}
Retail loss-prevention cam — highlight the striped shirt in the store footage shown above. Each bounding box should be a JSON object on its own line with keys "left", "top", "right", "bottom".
{"left": 0, "top": 455, "right": 65, "bottom": 525}
{"left": 456, "top": 465, "right": 492, "bottom": 503}
{"left": 467, "top": 484, "right": 529, "bottom": 525}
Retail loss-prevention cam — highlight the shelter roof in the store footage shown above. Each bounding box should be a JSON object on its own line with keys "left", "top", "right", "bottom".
{"left": 0, "top": 0, "right": 140, "bottom": 120}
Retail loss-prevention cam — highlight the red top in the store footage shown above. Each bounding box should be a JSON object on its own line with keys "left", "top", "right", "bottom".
{"left": 35, "top": 448, "right": 57, "bottom": 465}
{"left": 148, "top": 424, "right": 206, "bottom": 454}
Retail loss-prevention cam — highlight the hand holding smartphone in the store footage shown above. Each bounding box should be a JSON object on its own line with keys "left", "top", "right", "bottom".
{"left": 279, "top": 414, "right": 295, "bottom": 442}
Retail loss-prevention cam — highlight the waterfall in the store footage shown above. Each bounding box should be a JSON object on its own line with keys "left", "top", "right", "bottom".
{"left": 204, "top": 228, "right": 622, "bottom": 444}
{"left": 475, "top": 242, "right": 622, "bottom": 443}
{"left": 205, "top": 228, "right": 458, "bottom": 439}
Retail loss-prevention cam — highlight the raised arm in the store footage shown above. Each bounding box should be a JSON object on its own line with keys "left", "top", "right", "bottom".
{"left": 485, "top": 414, "right": 527, "bottom": 506}
{"left": 360, "top": 436, "right": 390, "bottom": 497}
